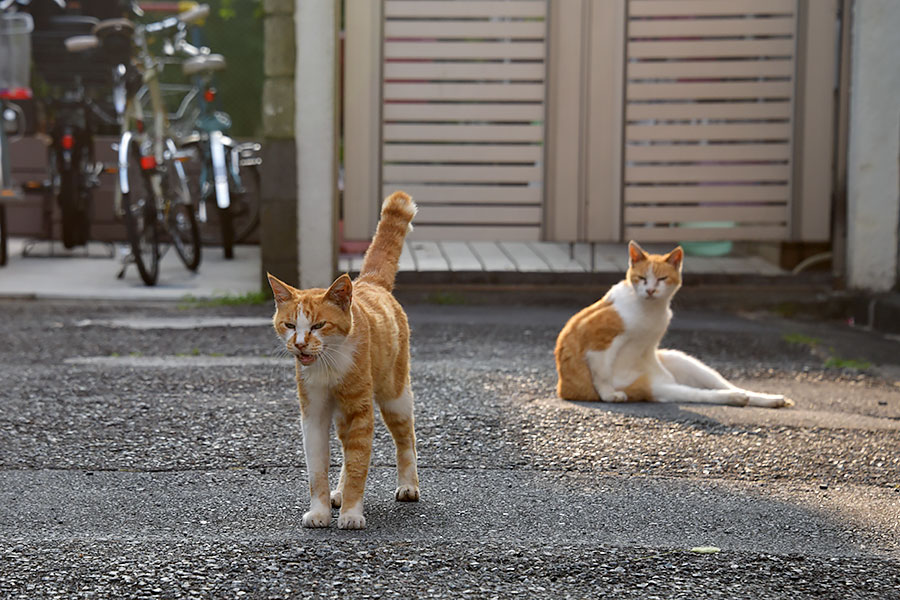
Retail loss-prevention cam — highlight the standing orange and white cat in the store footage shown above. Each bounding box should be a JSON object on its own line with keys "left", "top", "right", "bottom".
{"left": 555, "top": 241, "right": 791, "bottom": 408}
{"left": 267, "top": 191, "right": 420, "bottom": 530}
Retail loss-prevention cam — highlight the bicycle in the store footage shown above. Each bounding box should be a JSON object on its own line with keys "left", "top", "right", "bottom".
{"left": 165, "top": 23, "right": 261, "bottom": 259}
{"left": 31, "top": 11, "right": 115, "bottom": 250}
{"left": 72, "top": 4, "right": 205, "bottom": 285}
{"left": 0, "top": 1, "right": 33, "bottom": 265}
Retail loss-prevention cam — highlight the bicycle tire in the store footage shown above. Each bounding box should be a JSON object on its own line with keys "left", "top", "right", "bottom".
{"left": 120, "top": 141, "right": 160, "bottom": 286}
{"left": 168, "top": 200, "right": 202, "bottom": 271}
{"left": 57, "top": 155, "right": 91, "bottom": 249}
{"left": 231, "top": 163, "right": 260, "bottom": 243}
{"left": 162, "top": 145, "right": 202, "bottom": 271}
{"left": 0, "top": 206, "right": 7, "bottom": 267}
{"left": 219, "top": 203, "right": 234, "bottom": 259}
{"left": 198, "top": 162, "right": 260, "bottom": 250}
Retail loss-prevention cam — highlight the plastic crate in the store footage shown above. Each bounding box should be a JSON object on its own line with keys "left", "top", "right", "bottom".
{"left": 0, "top": 12, "right": 33, "bottom": 97}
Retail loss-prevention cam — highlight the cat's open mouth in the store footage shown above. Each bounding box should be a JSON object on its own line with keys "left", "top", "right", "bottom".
{"left": 298, "top": 352, "right": 317, "bottom": 366}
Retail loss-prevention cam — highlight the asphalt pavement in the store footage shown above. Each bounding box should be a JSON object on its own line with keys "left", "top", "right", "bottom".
{"left": 0, "top": 297, "right": 898, "bottom": 599}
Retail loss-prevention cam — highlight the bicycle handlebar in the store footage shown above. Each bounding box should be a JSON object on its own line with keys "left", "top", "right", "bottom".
{"left": 144, "top": 3, "right": 209, "bottom": 34}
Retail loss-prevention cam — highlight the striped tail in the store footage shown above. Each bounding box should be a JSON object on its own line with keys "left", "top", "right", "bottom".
{"left": 358, "top": 191, "right": 417, "bottom": 291}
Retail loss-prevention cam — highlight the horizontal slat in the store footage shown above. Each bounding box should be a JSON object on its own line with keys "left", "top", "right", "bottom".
{"left": 626, "top": 143, "right": 791, "bottom": 162}
{"left": 629, "top": 16, "right": 795, "bottom": 38}
{"left": 628, "top": 39, "right": 795, "bottom": 58}
{"left": 417, "top": 204, "right": 542, "bottom": 225}
{"left": 626, "top": 205, "right": 787, "bottom": 223}
{"left": 625, "top": 184, "right": 790, "bottom": 204}
{"left": 629, "top": 0, "right": 795, "bottom": 18}
{"left": 383, "top": 184, "right": 542, "bottom": 204}
{"left": 385, "top": 42, "right": 546, "bottom": 60}
{"left": 385, "top": 0, "right": 547, "bottom": 19}
{"left": 384, "top": 103, "right": 544, "bottom": 122}
{"left": 628, "top": 59, "right": 794, "bottom": 80}
{"left": 384, "top": 164, "right": 542, "bottom": 183}
{"left": 385, "top": 62, "right": 545, "bottom": 81}
{"left": 626, "top": 164, "right": 791, "bottom": 183}
{"left": 625, "top": 224, "right": 788, "bottom": 242}
{"left": 627, "top": 101, "right": 792, "bottom": 121}
{"left": 385, "top": 20, "right": 545, "bottom": 39}
{"left": 384, "top": 144, "right": 542, "bottom": 162}
{"left": 627, "top": 123, "right": 791, "bottom": 141}
{"left": 627, "top": 81, "right": 793, "bottom": 100}
{"left": 384, "top": 124, "right": 543, "bottom": 142}
{"left": 384, "top": 83, "right": 545, "bottom": 101}
{"left": 408, "top": 224, "right": 541, "bottom": 242}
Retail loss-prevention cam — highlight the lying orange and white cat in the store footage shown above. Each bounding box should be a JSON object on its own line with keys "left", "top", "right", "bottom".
{"left": 555, "top": 241, "right": 791, "bottom": 408}
{"left": 267, "top": 191, "right": 420, "bottom": 530}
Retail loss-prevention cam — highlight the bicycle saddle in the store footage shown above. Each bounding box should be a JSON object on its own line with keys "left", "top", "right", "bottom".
{"left": 92, "top": 18, "right": 133, "bottom": 64}
{"left": 182, "top": 54, "right": 227, "bottom": 76}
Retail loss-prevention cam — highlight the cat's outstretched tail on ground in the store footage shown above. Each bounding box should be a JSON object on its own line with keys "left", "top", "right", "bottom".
{"left": 357, "top": 191, "right": 417, "bottom": 291}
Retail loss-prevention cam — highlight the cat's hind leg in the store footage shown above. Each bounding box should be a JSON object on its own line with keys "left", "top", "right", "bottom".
{"left": 658, "top": 349, "right": 790, "bottom": 408}
{"left": 378, "top": 384, "right": 420, "bottom": 502}
{"left": 651, "top": 381, "right": 749, "bottom": 406}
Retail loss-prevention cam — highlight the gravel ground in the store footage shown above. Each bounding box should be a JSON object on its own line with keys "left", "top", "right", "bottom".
{"left": 1, "top": 298, "right": 899, "bottom": 598}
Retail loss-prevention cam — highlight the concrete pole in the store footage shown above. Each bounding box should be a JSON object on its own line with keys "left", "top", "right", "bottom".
{"left": 295, "top": 0, "right": 339, "bottom": 289}
{"left": 260, "top": 0, "right": 299, "bottom": 288}
{"left": 846, "top": 0, "right": 900, "bottom": 291}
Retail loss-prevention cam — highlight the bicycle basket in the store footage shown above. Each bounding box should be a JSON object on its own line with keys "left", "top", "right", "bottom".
{"left": 31, "top": 16, "right": 112, "bottom": 88}
{"left": 0, "top": 13, "right": 34, "bottom": 98}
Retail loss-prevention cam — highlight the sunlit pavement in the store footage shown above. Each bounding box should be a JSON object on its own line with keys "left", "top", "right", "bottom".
{"left": 0, "top": 299, "right": 898, "bottom": 598}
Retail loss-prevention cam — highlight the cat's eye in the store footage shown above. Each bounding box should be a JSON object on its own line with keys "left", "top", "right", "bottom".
{"left": 658, "top": 276, "right": 668, "bottom": 282}
{"left": 638, "top": 276, "right": 647, "bottom": 282}
{"left": 283, "top": 322, "right": 296, "bottom": 330}
{"left": 311, "top": 321, "right": 326, "bottom": 330}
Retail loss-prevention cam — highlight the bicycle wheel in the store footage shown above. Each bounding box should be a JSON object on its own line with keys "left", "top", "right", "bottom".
{"left": 162, "top": 143, "right": 201, "bottom": 271}
{"left": 121, "top": 141, "right": 160, "bottom": 286}
{"left": 198, "top": 161, "right": 260, "bottom": 251}
{"left": 219, "top": 203, "right": 234, "bottom": 260}
{"left": 57, "top": 149, "right": 92, "bottom": 249}
{"left": 0, "top": 206, "right": 7, "bottom": 267}
{"left": 230, "top": 163, "right": 260, "bottom": 243}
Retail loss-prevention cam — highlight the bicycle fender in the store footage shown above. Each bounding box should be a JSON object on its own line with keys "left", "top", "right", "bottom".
{"left": 210, "top": 130, "right": 230, "bottom": 209}
{"left": 118, "top": 130, "right": 134, "bottom": 195}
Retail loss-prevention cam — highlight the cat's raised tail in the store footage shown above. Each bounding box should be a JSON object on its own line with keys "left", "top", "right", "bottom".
{"left": 358, "top": 191, "right": 417, "bottom": 291}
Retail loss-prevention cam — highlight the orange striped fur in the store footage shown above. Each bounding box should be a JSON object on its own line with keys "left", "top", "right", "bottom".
{"left": 267, "top": 191, "right": 420, "bottom": 530}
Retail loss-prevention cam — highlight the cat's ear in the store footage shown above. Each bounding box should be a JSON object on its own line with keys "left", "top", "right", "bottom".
{"left": 664, "top": 246, "right": 684, "bottom": 269}
{"left": 325, "top": 274, "right": 353, "bottom": 311}
{"left": 628, "top": 240, "right": 648, "bottom": 265}
{"left": 267, "top": 273, "right": 295, "bottom": 304}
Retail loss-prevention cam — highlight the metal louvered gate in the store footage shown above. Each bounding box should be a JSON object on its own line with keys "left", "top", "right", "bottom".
{"left": 343, "top": 0, "right": 836, "bottom": 245}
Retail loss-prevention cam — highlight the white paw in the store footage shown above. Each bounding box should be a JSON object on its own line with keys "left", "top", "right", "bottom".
{"left": 337, "top": 513, "right": 366, "bottom": 530}
{"left": 751, "top": 394, "right": 793, "bottom": 409}
{"left": 302, "top": 510, "right": 331, "bottom": 528}
{"left": 395, "top": 484, "right": 420, "bottom": 502}
{"left": 600, "top": 390, "right": 628, "bottom": 403}
{"left": 330, "top": 490, "right": 342, "bottom": 508}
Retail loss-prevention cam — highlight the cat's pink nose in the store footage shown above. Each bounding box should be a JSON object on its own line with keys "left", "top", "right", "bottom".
{"left": 647, "top": 289, "right": 656, "bottom": 296}
{"left": 294, "top": 341, "right": 307, "bottom": 351}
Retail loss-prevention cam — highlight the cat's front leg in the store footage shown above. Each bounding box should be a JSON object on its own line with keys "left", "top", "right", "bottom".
{"left": 334, "top": 396, "right": 375, "bottom": 530}
{"left": 300, "top": 393, "right": 334, "bottom": 528}
{"left": 586, "top": 344, "right": 628, "bottom": 402}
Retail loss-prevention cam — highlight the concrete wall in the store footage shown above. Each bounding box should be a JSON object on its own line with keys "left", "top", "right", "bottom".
{"left": 846, "top": 0, "right": 900, "bottom": 291}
